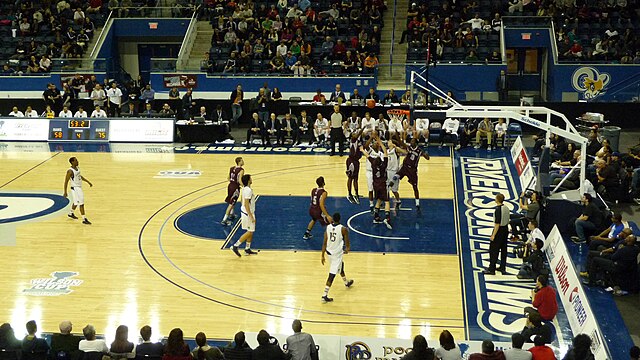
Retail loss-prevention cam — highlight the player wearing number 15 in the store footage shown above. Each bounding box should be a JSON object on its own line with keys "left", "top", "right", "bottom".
{"left": 231, "top": 174, "right": 259, "bottom": 257}
{"left": 63, "top": 157, "right": 93, "bottom": 225}
{"left": 321, "top": 213, "right": 354, "bottom": 302}
{"left": 303, "top": 176, "right": 332, "bottom": 240}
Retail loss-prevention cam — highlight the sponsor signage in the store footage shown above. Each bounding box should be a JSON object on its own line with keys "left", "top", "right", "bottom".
{"left": 23, "top": 271, "right": 83, "bottom": 296}
{"left": 163, "top": 74, "right": 198, "bottom": 89}
{"left": 244, "top": 333, "right": 543, "bottom": 360}
{"left": 154, "top": 169, "right": 202, "bottom": 179}
{"left": 0, "top": 118, "right": 49, "bottom": 141}
{"left": 546, "top": 226, "right": 609, "bottom": 359}
{"left": 109, "top": 119, "right": 174, "bottom": 142}
{"left": 509, "top": 136, "right": 535, "bottom": 190}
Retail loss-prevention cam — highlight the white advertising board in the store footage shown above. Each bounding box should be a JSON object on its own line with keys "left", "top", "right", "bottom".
{"left": 245, "top": 332, "right": 544, "bottom": 360}
{"left": 109, "top": 119, "right": 174, "bottom": 142}
{"left": 0, "top": 118, "right": 49, "bottom": 141}
{"left": 510, "top": 136, "right": 536, "bottom": 191}
{"left": 546, "top": 225, "right": 609, "bottom": 359}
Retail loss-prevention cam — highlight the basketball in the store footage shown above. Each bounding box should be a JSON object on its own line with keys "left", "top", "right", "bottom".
{"left": 366, "top": 99, "right": 376, "bottom": 108}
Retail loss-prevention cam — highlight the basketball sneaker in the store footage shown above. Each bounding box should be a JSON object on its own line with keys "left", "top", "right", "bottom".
{"left": 228, "top": 213, "right": 237, "bottom": 220}
{"left": 373, "top": 216, "right": 383, "bottom": 224}
{"left": 345, "top": 279, "right": 354, "bottom": 288}
{"left": 383, "top": 218, "right": 392, "bottom": 229}
{"left": 68, "top": 213, "right": 78, "bottom": 219}
{"left": 321, "top": 295, "right": 334, "bottom": 302}
{"left": 245, "top": 249, "right": 259, "bottom": 255}
{"left": 231, "top": 246, "right": 242, "bottom": 257}
{"left": 220, "top": 220, "right": 230, "bottom": 226}
{"left": 395, "top": 201, "right": 402, "bottom": 211}
{"left": 354, "top": 195, "right": 360, "bottom": 204}
{"left": 303, "top": 232, "right": 313, "bottom": 240}
{"left": 347, "top": 195, "right": 355, "bottom": 204}
{"left": 82, "top": 218, "right": 92, "bottom": 225}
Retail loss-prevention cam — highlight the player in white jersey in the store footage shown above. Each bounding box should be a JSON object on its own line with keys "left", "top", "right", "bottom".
{"left": 363, "top": 136, "right": 378, "bottom": 212}
{"left": 387, "top": 137, "right": 407, "bottom": 210}
{"left": 320, "top": 212, "right": 354, "bottom": 302}
{"left": 231, "top": 174, "right": 259, "bottom": 256}
{"left": 63, "top": 157, "right": 93, "bottom": 224}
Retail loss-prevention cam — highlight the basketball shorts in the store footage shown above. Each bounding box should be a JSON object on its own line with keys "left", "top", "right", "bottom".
{"left": 327, "top": 250, "right": 344, "bottom": 275}
{"left": 366, "top": 170, "right": 373, "bottom": 192}
{"left": 397, "top": 166, "right": 418, "bottom": 186}
{"left": 346, "top": 157, "right": 360, "bottom": 180}
{"left": 387, "top": 169, "right": 399, "bottom": 192}
{"left": 241, "top": 212, "right": 255, "bottom": 232}
{"left": 309, "top": 207, "right": 328, "bottom": 226}
{"left": 71, "top": 187, "right": 84, "bottom": 206}
{"left": 373, "top": 182, "right": 389, "bottom": 201}
{"left": 225, "top": 184, "right": 240, "bottom": 205}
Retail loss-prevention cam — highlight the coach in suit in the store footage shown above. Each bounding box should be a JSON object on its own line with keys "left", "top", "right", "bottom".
{"left": 212, "top": 104, "right": 231, "bottom": 140}
{"left": 246, "top": 112, "right": 268, "bottom": 148}
{"left": 484, "top": 193, "right": 510, "bottom": 275}
{"left": 279, "top": 113, "right": 298, "bottom": 145}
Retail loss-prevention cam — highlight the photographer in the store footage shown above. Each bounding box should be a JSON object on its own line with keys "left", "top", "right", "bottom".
{"left": 510, "top": 190, "right": 541, "bottom": 239}
{"left": 517, "top": 238, "right": 545, "bottom": 280}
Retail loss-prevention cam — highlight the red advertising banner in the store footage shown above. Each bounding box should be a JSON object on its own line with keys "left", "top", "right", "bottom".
{"left": 163, "top": 75, "right": 197, "bottom": 89}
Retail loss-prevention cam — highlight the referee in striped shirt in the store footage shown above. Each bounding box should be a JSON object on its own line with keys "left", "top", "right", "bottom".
{"left": 330, "top": 105, "right": 345, "bottom": 156}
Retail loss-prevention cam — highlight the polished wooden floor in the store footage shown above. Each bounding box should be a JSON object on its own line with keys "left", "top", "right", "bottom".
{"left": 0, "top": 149, "right": 463, "bottom": 342}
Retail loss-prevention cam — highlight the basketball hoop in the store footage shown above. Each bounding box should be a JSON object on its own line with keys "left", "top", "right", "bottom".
{"left": 387, "top": 109, "right": 411, "bottom": 123}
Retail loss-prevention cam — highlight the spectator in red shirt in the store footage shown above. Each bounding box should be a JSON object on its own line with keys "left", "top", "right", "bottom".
{"left": 333, "top": 40, "right": 347, "bottom": 60}
{"left": 312, "top": 89, "right": 326, "bottom": 103}
{"left": 525, "top": 275, "right": 558, "bottom": 322}
{"left": 527, "top": 335, "right": 556, "bottom": 360}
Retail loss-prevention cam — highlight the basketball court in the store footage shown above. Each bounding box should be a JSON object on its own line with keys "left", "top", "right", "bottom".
{"left": 0, "top": 141, "right": 633, "bottom": 358}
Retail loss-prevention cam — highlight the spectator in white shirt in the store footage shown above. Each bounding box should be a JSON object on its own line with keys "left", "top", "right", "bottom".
{"left": 24, "top": 106, "right": 39, "bottom": 117}
{"left": 435, "top": 330, "right": 463, "bottom": 360}
{"left": 106, "top": 82, "right": 123, "bottom": 117}
{"left": 388, "top": 115, "right": 404, "bottom": 140}
{"left": 415, "top": 117, "right": 430, "bottom": 144}
{"left": 78, "top": 325, "right": 109, "bottom": 353}
{"left": 503, "top": 333, "right": 532, "bottom": 360}
{"left": 440, "top": 117, "right": 460, "bottom": 149}
{"left": 494, "top": 117, "right": 508, "bottom": 148}
{"left": 91, "top": 105, "right": 107, "bottom": 118}
{"left": 360, "top": 112, "right": 376, "bottom": 137}
{"left": 91, "top": 84, "right": 106, "bottom": 107}
{"left": 74, "top": 106, "right": 88, "bottom": 118}
{"left": 313, "top": 113, "right": 329, "bottom": 144}
{"left": 8, "top": 107, "right": 25, "bottom": 117}
{"left": 59, "top": 105, "right": 73, "bottom": 117}
{"left": 466, "top": 14, "right": 485, "bottom": 33}
{"left": 73, "top": 8, "right": 85, "bottom": 24}
{"left": 276, "top": 41, "right": 288, "bottom": 57}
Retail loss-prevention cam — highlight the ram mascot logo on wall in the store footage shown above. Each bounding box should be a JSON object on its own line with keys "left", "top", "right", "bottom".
{"left": 571, "top": 67, "right": 611, "bottom": 100}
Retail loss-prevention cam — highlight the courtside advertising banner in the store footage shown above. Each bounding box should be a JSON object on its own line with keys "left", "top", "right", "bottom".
{"left": 246, "top": 333, "right": 542, "bottom": 359}
{"left": 0, "top": 118, "right": 49, "bottom": 141}
{"left": 546, "top": 226, "right": 609, "bottom": 359}
{"left": 509, "top": 136, "right": 535, "bottom": 190}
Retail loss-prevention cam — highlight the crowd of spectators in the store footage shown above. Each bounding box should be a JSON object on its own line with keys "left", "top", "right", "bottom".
{"left": 401, "top": 0, "right": 503, "bottom": 63}
{"left": 3, "top": 318, "right": 639, "bottom": 360}
{"left": 402, "top": 0, "right": 640, "bottom": 64}
{"left": 200, "top": 0, "right": 386, "bottom": 75}
{"left": 0, "top": 0, "right": 109, "bottom": 74}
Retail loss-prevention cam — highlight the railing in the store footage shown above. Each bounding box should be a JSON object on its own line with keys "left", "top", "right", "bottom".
{"left": 51, "top": 58, "right": 107, "bottom": 72}
{"left": 90, "top": 10, "right": 114, "bottom": 59}
{"left": 177, "top": 6, "right": 201, "bottom": 71}
{"left": 108, "top": 6, "right": 194, "bottom": 18}
{"left": 151, "top": 58, "right": 178, "bottom": 72}
{"left": 389, "top": 0, "right": 398, "bottom": 77}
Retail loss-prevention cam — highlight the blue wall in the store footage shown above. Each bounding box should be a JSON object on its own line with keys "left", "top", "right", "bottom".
{"left": 111, "top": 19, "right": 190, "bottom": 38}
{"left": 407, "top": 64, "right": 505, "bottom": 101}
{"left": 149, "top": 73, "right": 377, "bottom": 95}
{"left": 548, "top": 63, "right": 640, "bottom": 102}
{"left": 503, "top": 28, "right": 552, "bottom": 48}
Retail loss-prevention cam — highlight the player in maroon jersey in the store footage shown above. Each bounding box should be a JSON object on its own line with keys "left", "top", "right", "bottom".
{"left": 303, "top": 176, "right": 333, "bottom": 240}
{"left": 345, "top": 128, "right": 363, "bottom": 204}
{"left": 389, "top": 138, "right": 430, "bottom": 209}
{"left": 363, "top": 134, "right": 392, "bottom": 229}
{"left": 221, "top": 157, "right": 245, "bottom": 226}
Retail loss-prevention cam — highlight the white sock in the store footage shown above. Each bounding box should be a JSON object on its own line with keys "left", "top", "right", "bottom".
{"left": 245, "top": 242, "right": 251, "bottom": 249}
{"left": 342, "top": 276, "right": 348, "bottom": 284}
{"left": 233, "top": 240, "right": 242, "bottom": 247}
{"left": 323, "top": 286, "right": 330, "bottom": 296}
{"left": 369, "top": 200, "right": 374, "bottom": 207}
{"left": 82, "top": 215, "right": 86, "bottom": 220}
{"left": 69, "top": 211, "right": 74, "bottom": 216}
{"left": 415, "top": 199, "right": 420, "bottom": 206}
{"left": 222, "top": 214, "right": 229, "bottom": 221}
